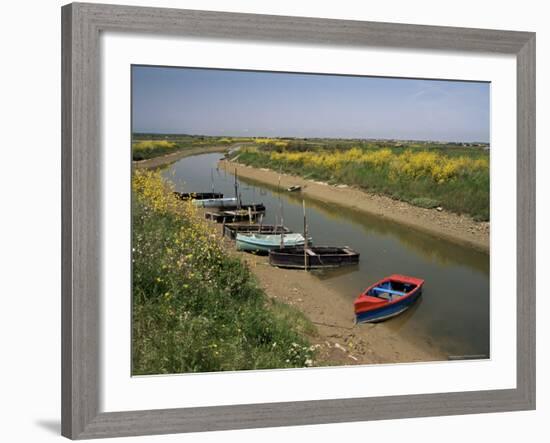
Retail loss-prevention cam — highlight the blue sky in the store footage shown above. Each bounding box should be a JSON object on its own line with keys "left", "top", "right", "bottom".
{"left": 132, "top": 66, "right": 490, "bottom": 142}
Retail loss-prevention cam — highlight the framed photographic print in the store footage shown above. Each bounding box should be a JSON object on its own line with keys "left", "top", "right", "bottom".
{"left": 61, "top": 2, "right": 535, "bottom": 439}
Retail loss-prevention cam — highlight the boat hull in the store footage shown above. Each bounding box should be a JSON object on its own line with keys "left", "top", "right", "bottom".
{"left": 269, "top": 246, "right": 359, "bottom": 269}
{"left": 354, "top": 275, "right": 424, "bottom": 323}
{"left": 236, "top": 240, "right": 286, "bottom": 252}
{"left": 212, "top": 203, "right": 266, "bottom": 212}
{"left": 236, "top": 233, "right": 308, "bottom": 252}
{"left": 355, "top": 288, "right": 422, "bottom": 323}
{"left": 174, "top": 192, "right": 223, "bottom": 200}
{"left": 193, "top": 197, "right": 238, "bottom": 208}
{"left": 224, "top": 224, "right": 290, "bottom": 239}
{"left": 205, "top": 209, "right": 265, "bottom": 223}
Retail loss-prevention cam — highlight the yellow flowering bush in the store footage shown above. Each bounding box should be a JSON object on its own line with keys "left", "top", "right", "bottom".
{"left": 133, "top": 140, "right": 177, "bottom": 151}
{"left": 132, "top": 169, "right": 224, "bottom": 274}
{"left": 237, "top": 145, "right": 489, "bottom": 219}
{"left": 254, "top": 138, "right": 289, "bottom": 148}
{"left": 266, "top": 147, "right": 487, "bottom": 184}
{"left": 132, "top": 169, "right": 176, "bottom": 212}
{"left": 389, "top": 150, "right": 488, "bottom": 183}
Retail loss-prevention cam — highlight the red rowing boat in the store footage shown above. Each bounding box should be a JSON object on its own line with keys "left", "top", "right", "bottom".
{"left": 354, "top": 274, "right": 424, "bottom": 323}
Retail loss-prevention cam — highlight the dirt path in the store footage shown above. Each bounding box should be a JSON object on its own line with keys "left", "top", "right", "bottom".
{"left": 202, "top": 217, "right": 447, "bottom": 367}
{"left": 219, "top": 160, "right": 489, "bottom": 254}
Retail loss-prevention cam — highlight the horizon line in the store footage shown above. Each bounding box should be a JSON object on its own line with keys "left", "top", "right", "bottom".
{"left": 132, "top": 131, "right": 490, "bottom": 145}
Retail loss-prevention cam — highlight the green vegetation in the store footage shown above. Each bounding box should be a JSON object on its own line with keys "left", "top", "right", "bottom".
{"left": 233, "top": 140, "right": 489, "bottom": 221}
{"left": 132, "top": 170, "right": 315, "bottom": 375}
{"left": 131, "top": 134, "right": 247, "bottom": 161}
{"left": 410, "top": 197, "right": 441, "bottom": 209}
{"left": 132, "top": 140, "right": 179, "bottom": 160}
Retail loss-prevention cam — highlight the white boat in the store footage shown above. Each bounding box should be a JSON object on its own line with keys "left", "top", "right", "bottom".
{"left": 286, "top": 185, "right": 302, "bottom": 192}
{"left": 236, "top": 232, "right": 310, "bottom": 252}
{"left": 192, "top": 197, "right": 238, "bottom": 208}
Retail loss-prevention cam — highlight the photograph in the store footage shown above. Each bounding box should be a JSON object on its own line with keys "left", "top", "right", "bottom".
{"left": 131, "top": 65, "right": 490, "bottom": 375}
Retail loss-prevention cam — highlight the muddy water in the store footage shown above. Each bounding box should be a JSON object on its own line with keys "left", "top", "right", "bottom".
{"left": 162, "top": 152, "right": 490, "bottom": 359}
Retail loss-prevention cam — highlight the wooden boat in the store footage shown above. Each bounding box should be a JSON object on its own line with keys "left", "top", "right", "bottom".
{"left": 354, "top": 275, "right": 424, "bottom": 323}
{"left": 223, "top": 223, "right": 290, "bottom": 240}
{"left": 209, "top": 203, "right": 266, "bottom": 212}
{"left": 236, "top": 233, "right": 310, "bottom": 252}
{"left": 173, "top": 192, "right": 223, "bottom": 200}
{"left": 286, "top": 185, "right": 302, "bottom": 192}
{"left": 205, "top": 208, "right": 265, "bottom": 223}
{"left": 192, "top": 197, "right": 237, "bottom": 208}
{"left": 269, "top": 246, "right": 359, "bottom": 269}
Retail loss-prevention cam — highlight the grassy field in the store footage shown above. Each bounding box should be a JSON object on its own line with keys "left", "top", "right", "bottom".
{"left": 132, "top": 170, "right": 316, "bottom": 375}
{"left": 131, "top": 134, "right": 250, "bottom": 161}
{"left": 234, "top": 140, "right": 490, "bottom": 221}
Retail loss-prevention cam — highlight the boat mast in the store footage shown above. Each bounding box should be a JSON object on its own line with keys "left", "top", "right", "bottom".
{"left": 303, "top": 199, "right": 308, "bottom": 271}
{"left": 234, "top": 168, "right": 241, "bottom": 209}
{"left": 278, "top": 170, "right": 285, "bottom": 248}
{"left": 252, "top": 185, "right": 257, "bottom": 221}
{"left": 211, "top": 168, "right": 215, "bottom": 194}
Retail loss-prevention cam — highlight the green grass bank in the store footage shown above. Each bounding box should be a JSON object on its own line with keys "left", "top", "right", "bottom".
{"left": 132, "top": 170, "right": 316, "bottom": 375}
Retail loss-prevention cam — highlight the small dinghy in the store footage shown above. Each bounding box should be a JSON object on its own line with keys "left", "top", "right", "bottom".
{"left": 269, "top": 246, "right": 359, "bottom": 269}
{"left": 354, "top": 275, "right": 424, "bottom": 323}
{"left": 286, "top": 185, "right": 302, "bottom": 192}
{"left": 173, "top": 192, "right": 223, "bottom": 201}
{"left": 236, "top": 233, "right": 310, "bottom": 253}
{"left": 224, "top": 223, "right": 290, "bottom": 240}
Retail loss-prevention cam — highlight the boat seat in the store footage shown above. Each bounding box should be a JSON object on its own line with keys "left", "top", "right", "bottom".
{"left": 371, "top": 287, "right": 406, "bottom": 296}
{"left": 376, "top": 292, "right": 393, "bottom": 301}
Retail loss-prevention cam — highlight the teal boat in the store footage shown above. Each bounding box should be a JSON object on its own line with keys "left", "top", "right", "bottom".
{"left": 235, "top": 233, "right": 310, "bottom": 252}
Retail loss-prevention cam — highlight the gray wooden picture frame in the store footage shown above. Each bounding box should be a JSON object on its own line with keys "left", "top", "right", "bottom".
{"left": 61, "top": 2, "right": 536, "bottom": 439}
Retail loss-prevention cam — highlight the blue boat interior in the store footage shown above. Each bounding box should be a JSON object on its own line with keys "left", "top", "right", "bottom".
{"left": 368, "top": 280, "right": 416, "bottom": 301}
